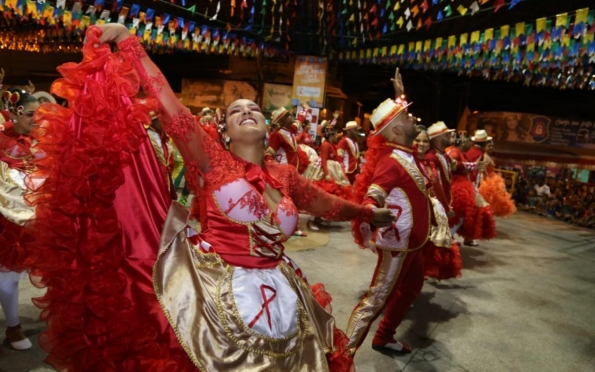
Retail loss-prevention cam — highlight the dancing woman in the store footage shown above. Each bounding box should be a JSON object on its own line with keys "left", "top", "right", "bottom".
{"left": 414, "top": 128, "right": 461, "bottom": 280}
{"left": 0, "top": 89, "right": 41, "bottom": 350}
{"left": 478, "top": 140, "right": 517, "bottom": 217}
{"left": 27, "top": 25, "right": 394, "bottom": 371}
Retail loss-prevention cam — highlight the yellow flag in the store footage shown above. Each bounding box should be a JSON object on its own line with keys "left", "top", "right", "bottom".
{"left": 448, "top": 35, "right": 456, "bottom": 48}
{"left": 460, "top": 33, "right": 468, "bottom": 45}
{"left": 536, "top": 17, "right": 546, "bottom": 32}
{"left": 561, "top": 34, "right": 570, "bottom": 47}
{"left": 397, "top": 16, "right": 404, "bottom": 28}
{"left": 423, "top": 39, "right": 431, "bottom": 51}
{"left": 43, "top": 5, "right": 53, "bottom": 19}
{"left": 393, "top": 2, "right": 399, "bottom": 11}
{"left": 500, "top": 25, "right": 509, "bottom": 38}
{"left": 81, "top": 15, "right": 90, "bottom": 29}
{"left": 555, "top": 13, "right": 567, "bottom": 27}
{"left": 339, "top": 52, "right": 344, "bottom": 60}
{"left": 63, "top": 11, "right": 72, "bottom": 26}
{"left": 381, "top": 46, "right": 387, "bottom": 56}
{"left": 415, "top": 41, "right": 422, "bottom": 52}
{"left": 470, "top": 31, "right": 480, "bottom": 43}
{"left": 97, "top": 19, "right": 106, "bottom": 25}
{"left": 485, "top": 28, "right": 493, "bottom": 41}
{"left": 457, "top": 5, "right": 467, "bottom": 16}
{"left": 575, "top": 8, "right": 589, "bottom": 24}
{"left": 398, "top": 44, "right": 404, "bottom": 54}
{"left": 26, "top": 0, "right": 37, "bottom": 16}
{"left": 408, "top": 42, "right": 414, "bottom": 51}
{"left": 390, "top": 45, "right": 397, "bottom": 55}
{"left": 144, "top": 30, "right": 151, "bottom": 41}
{"left": 348, "top": 14, "right": 354, "bottom": 22}
{"left": 515, "top": 22, "right": 525, "bottom": 36}
{"left": 129, "top": 27, "right": 137, "bottom": 35}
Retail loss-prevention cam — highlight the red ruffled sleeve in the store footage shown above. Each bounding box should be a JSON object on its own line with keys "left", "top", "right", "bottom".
{"left": 279, "top": 164, "right": 372, "bottom": 222}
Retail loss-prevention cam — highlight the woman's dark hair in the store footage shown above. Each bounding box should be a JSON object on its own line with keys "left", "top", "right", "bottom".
{"left": 322, "top": 126, "right": 336, "bottom": 140}
{"left": 3, "top": 87, "right": 38, "bottom": 114}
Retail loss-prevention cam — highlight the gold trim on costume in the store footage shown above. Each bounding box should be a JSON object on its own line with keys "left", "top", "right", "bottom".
{"left": 365, "top": 183, "right": 387, "bottom": 206}
{"left": 345, "top": 250, "right": 409, "bottom": 350}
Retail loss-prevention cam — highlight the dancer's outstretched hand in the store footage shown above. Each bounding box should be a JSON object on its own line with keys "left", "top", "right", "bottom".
{"left": 391, "top": 67, "right": 405, "bottom": 98}
{"left": 89, "top": 24, "right": 130, "bottom": 46}
{"left": 372, "top": 208, "right": 395, "bottom": 228}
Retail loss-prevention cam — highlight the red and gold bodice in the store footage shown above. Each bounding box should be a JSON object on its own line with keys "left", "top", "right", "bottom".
{"left": 116, "top": 36, "right": 374, "bottom": 269}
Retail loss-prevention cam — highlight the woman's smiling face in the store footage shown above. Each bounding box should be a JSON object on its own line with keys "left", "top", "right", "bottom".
{"left": 225, "top": 99, "right": 267, "bottom": 145}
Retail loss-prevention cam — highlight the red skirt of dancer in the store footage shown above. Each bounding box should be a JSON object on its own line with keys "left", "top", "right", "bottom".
{"left": 450, "top": 174, "right": 496, "bottom": 241}
{"left": 423, "top": 241, "right": 463, "bottom": 281}
{"left": 479, "top": 173, "right": 517, "bottom": 217}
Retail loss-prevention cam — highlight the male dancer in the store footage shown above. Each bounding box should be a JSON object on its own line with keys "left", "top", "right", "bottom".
{"left": 347, "top": 96, "right": 433, "bottom": 355}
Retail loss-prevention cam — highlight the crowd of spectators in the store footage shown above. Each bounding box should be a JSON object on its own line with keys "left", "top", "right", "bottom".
{"left": 513, "top": 176, "right": 595, "bottom": 229}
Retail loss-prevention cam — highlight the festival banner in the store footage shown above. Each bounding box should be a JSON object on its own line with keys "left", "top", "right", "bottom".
{"left": 292, "top": 56, "right": 327, "bottom": 108}
{"left": 262, "top": 83, "right": 293, "bottom": 113}
{"left": 460, "top": 111, "right": 595, "bottom": 149}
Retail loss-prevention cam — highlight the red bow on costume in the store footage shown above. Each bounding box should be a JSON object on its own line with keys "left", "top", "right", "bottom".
{"left": 245, "top": 163, "right": 283, "bottom": 194}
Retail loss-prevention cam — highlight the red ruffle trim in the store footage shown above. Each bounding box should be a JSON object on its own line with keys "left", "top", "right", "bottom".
{"left": 449, "top": 174, "right": 496, "bottom": 241}
{"left": 479, "top": 173, "right": 517, "bottom": 217}
{"left": 313, "top": 179, "right": 353, "bottom": 201}
{"left": 297, "top": 147, "right": 310, "bottom": 175}
{"left": 25, "top": 27, "right": 194, "bottom": 372}
{"left": 311, "top": 283, "right": 355, "bottom": 372}
{"left": 0, "top": 215, "right": 34, "bottom": 272}
{"left": 423, "top": 241, "right": 463, "bottom": 281}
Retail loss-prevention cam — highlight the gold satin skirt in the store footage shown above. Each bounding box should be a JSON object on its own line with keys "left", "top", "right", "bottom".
{"left": 429, "top": 196, "right": 452, "bottom": 248}
{"left": 302, "top": 160, "right": 350, "bottom": 187}
{"left": 154, "top": 202, "right": 335, "bottom": 372}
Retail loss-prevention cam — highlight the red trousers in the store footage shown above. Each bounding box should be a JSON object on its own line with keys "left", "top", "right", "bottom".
{"left": 346, "top": 246, "right": 426, "bottom": 351}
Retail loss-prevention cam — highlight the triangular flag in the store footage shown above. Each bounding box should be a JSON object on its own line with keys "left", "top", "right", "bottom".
{"left": 436, "top": 10, "right": 443, "bottom": 21}
{"left": 444, "top": 5, "right": 452, "bottom": 17}
{"left": 411, "top": 5, "right": 419, "bottom": 18}
{"left": 457, "top": 5, "right": 467, "bottom": 16}
{"left": 469, "top": 1, "right": 479, "bottom": 15}
{"left": 406, "top": 19, "right": 413, "bottom": 31}
{"left": 404, "top": 7, "right": 410, "bottom": 19}
{"left": 420, "top": 0, "right": 428, "bottom": 13}
{"left": 509, "top": 0, "right": 520, "bottom": 10}
{"left": 396, "top": 16, "right": 404, "bottom": 28}
{"left": 493, "top": 0, "right": 504, "bottom": 12}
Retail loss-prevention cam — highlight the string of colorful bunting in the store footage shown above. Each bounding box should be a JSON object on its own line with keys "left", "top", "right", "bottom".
{"left": 0, "top": 0, "right": 294, "bottom": 57}
{"left": 334, "top": 0, "right": 522, "bottom": 47}
{"left": 338, "top": 7, "right": 595, "bottom": 89}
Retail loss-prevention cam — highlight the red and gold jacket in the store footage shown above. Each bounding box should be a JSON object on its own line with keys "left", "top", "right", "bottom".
{"left": 359, "top": 143, "right": 432, "bottom": 251}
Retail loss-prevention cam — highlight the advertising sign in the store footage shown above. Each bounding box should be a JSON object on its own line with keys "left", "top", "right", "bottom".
{"left": 262, "top": 83, "right": 293, "bottom": 113}
{"left": 292, "top": 56, "right": 327, "bottom": 108}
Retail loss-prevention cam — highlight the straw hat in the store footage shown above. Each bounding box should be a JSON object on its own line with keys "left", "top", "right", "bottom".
{"left": 471, "top": 129, "right": 493, "bottom": 142}
{"left": 200, "top": 107, "right": 213, "bottom": 116}
{"left": 427, "top": 121, "right": 455, "bottom": 139}
{"left": 271, "top": 107, "right": 290, "bottom": 125}
{"left": 32, "top": 91, "right": 56, "bottom": 104}
{"left": 369, "top": 98, "right": 412, "bottom": 136}
{"left": 343, "top": 121, "right": 360, "bottom": 131}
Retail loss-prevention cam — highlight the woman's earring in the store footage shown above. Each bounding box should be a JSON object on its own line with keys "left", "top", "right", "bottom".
{"left": 224, "top": 136, "right": 231, "bottom": 149}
